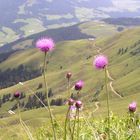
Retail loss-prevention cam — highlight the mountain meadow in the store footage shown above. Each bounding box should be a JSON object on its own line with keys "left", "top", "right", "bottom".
{"left": 0, "top": 18, "right": 139, "bottom": 140}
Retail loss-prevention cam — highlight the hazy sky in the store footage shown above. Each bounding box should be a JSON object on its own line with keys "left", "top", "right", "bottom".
{"left": 76, "top": 0, "right": 140, "bottom": 13}
{"left": 112, "top": 0, "right": 140, "bottom": 12}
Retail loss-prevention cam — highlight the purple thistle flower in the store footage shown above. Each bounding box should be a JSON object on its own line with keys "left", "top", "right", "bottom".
{"left": 36, "top": 38, "right": 55, "bottom": 53}
{"left": 69, "top": 106, "right": 76, "bottom": 119}
{"left": 70, "top": 105, "right": 76, "bottom": 111}
{"left": 75, "top": 80, "right": 84, "bottom": 91}
{"left": 68, "top": 98, "right": 74, "bottom": 106}
{"left": 75, "top": 100, "right": 82, "bottom": 109}
{"left": 129, "top": 102, "right": 137, "bottom": 112}
{"left": 93, "top": 55, "right": 108, "bottom": 69}
{"left": 14, "top": 91, "right": 20, "bottom": 98}
{"left": 66, "top": 72, "right": 72, "bottom": 79}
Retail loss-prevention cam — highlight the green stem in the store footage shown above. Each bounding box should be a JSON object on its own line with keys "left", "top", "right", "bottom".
{"left": 72, "top": 110, "right": 78, "bottom": 140}
{"left": 64, "top": 107, "right": 70, "bottom": 140}
{"left": 77, "top": 91, "right": 80, "bottom": 100}
{"left": 130, "top": 112, "right": 137, "bottom": 139}
{"left": 104, "top": 67, "right": 110, "bottom": 139}
{"left": 43, "top": 52, "right": 56, "bottom": 140}
{"left": 67, "top": 79, "right": 73, "bottom": 139}
{"left": 134, "top": 115, "right": 137, "bottom": 139}
{"left": 68, "top": 118, "right": 73, "bottom": 140}
{"left": 17, "top": 100, "right": 22, "bottom": 123}
{"left": 68, "top": 79, "right": 71, "bottom": 97}
{"left": 77, "top": 109, "right": 80, "bottom": 140}
{"left": 17, "top": 101, "right": 33, "bottom": 140}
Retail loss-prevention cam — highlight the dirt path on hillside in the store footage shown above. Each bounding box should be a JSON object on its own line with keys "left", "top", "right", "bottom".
{"left": 97, "top": 47, "right": 102, "bottom": 54}
{"left": 106, "top": 69, "right": 123, "bottom": 98}
{"left": 109, "top": 81, "right": 123, "bottom": 99}
{"left": 93, "top": 102, "right": 100, "bottom": 113}
{"left": 87, "top": 102, "right": 100, "bottom": 118}
{"left": 106, "top": 69, "right": 114, "bottom": 81}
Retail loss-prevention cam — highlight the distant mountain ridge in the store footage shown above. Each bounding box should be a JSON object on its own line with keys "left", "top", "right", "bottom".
{"left": 0, "top": 0, "right": 140, "bottom": 27}
{"left": 103, "top": 18, "right": 140, "bottom": 26}
{"left": 0, "top": 0, "right": 140, "bottom": 46}
{"left": 0, "top": 24, "right": 93, "bottom": 53}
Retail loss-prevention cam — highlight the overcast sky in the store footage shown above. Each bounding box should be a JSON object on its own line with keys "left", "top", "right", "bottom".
{"left": 112, "top": 0, "right": 140, "bottom": 12}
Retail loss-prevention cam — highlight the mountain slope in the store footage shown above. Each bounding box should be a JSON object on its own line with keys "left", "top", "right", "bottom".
{"left": 0, "top": 20, "right": 124, "bottom": 52}
{"left": 0, "top": 0, "right": 140, "bottom": 45}
{"left": 0, "top": 21, "right": 123, "bottom": 88}
{"left": 0, "top": 26, "right": 140, "bottom": 108}
{"left": 96, "top": 27, "right": 140, "bottom": 97}
{"left": 0, "top": 27, "right": 140, "bottom": 139}
{"left": 0, "top": 24, "right": 93, "bottom": 52}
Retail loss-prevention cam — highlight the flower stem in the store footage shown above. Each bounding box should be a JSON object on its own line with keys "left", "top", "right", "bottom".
{"left": 68, "top": 119, "right": 73, "bottom": 140}
{"left": 130, "top": 112, "right": 137, "bottom": 139}
{"left": 77, "top": 91, "right": 80, "bottom": 100}
{"left": 17, "top": 100, "right": 21, "bottom": 123}
{"left": 104, "top": 67, "right": 110, "bottom": 139}
{"left": 43, "top": 52, "right": 56, "bottom": 140}
{"left": 67, "top": 79, "right": 73, "bottom": 139}
{"left": 64, "top": 106, "right": 70, "bottom": 140}
{"left": 72, "top": 110, "right": 78, "bottom": 140}
{"left": 68, "top": 79, "right": 71, "bottom": 97}
{"left": 20, "top": 84, "right": 49, "bottom": 111}
{"left": 134, "top": 115, "right": 138, "bottom": 139}
{"left": 77, "top": 109, "right": 80, "bottom": 140}
{"left": 17, "top": 101, "right": 34, "bottom": 140}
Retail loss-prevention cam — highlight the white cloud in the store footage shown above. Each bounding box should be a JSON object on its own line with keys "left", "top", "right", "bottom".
{"left": 98, "top": 0, "right": 140, "bottom": 13}
{"left": 98, "top": 7, "right": 121, "bottom": 13}
{"left": 45, "top": 0, "right": 53, "bottom": 2}
{"left": 77, "top": 0, "right": 89, "bottom": 2}
{"left": 112, "top": 0, "right": 140, "bottom": 12}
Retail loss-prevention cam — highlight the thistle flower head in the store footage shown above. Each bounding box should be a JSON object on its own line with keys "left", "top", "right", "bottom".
{"left": 129, "top": 102, "right": 137, "bottom": 112}
{"left": 93, "top": 55, "right": 108, "bottom": 69}
{"left": 75, "top": 100, "right": 82, "bottom": 109}
{"left": 75, "top": 80, "right": 84, "bottom": 91}
{"left": 69, "top": 106, "right": 76, "bottom": 119}
{"left": 70, "top": 105, "right": 76, "bottom": 112}
{"left": 68, "top": 98, "right": 74, "bottom": 106}
{"left": 66, "top": 72, "right": 72, "bottom": 79}
{"left": 36, "top": 38, "right": 55, "bottom": 53}
{"left": 14, "top": 91, "right": 20, "bottom": 98}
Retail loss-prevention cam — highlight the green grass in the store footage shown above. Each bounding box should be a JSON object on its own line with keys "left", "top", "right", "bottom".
{"left": 14, "top": 18, "right": 46, "bottom": 36}
{"left": 79, "top": 21, "right": 123, "bottom": 37}
{"left": 0, "top": 27, "right": 19, "bottom": 45}
{"left": 0, "top": 27, "right": 140, "bottom": 111}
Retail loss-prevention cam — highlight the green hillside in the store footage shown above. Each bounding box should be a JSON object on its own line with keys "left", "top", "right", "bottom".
{"left": 0, "top": 27, "right": 140, "bottom": 139}
{"left": 0, "top": 27, "right": 140, "bottom": 111}
{"left": 0, "top": 20, "right": 125, "bottom": 53}
{"left": 79, "top": 21, "right": 122, "bottom": 37}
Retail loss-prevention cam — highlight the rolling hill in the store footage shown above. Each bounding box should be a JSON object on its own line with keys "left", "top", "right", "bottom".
{"left": 0, "top": 20, "right": 124, "bottom": 53}
{"left": 0, "top": 26, "right": 139, "bottom": 112}
{"left": 0, "top": 24, "right": 140, "bottom": 139}
{"left": 0, "top": 21, "right": 124, "bottom": 89}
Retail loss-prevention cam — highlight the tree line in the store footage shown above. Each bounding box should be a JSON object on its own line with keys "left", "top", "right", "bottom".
{"left": 0, "top": 88, "right": 66, "bottom": 111}
{"left": 0, "top": 64, "right": 41, "bottom": 88}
